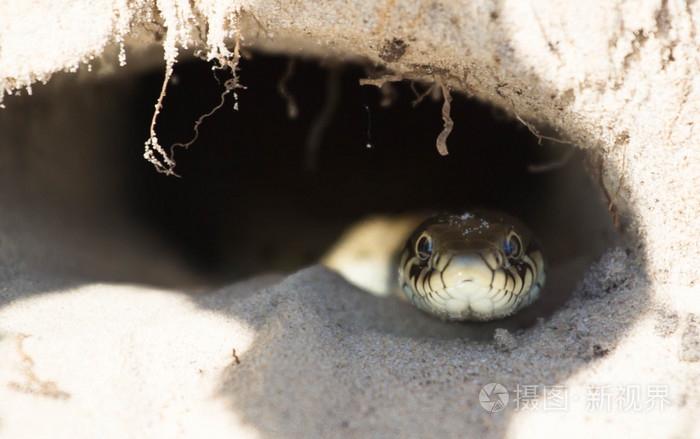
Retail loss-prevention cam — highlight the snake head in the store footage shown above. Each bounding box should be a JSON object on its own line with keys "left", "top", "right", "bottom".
{"left": 398, "top": 211, "right": 546, "bottom": 321}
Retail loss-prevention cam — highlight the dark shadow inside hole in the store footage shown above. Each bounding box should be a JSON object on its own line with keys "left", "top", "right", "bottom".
{"left": 127, "top": 53, "right": 619, "bottom": 329}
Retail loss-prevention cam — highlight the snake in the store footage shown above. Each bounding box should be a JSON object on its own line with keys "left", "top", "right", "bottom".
{"left": 397, "top": 210, "right": 546, "bottom": 321}
{"left": 323, "top": 210, "right": 546, "bottom": 322}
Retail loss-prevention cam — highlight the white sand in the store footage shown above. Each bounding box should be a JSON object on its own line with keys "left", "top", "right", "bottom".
{"left": 1, "top": 255, "right": 698, "bottom": 437}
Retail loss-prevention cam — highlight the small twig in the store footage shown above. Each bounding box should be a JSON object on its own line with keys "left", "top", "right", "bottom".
{"left": 168, "top": 33, "right": 246, "bottom": 173}
{"left": 651, "top": 271, "right": 672, "bottom": 305}
{"left": 227, "top": 31, "right": 244, "bottom": 111}
{"left": 378, "top": 81, "right": 397, "bottom": 107}
{"left": 246, "top": 8, "right": 274, "bottom": 40}
{"left": 143, "top": 31, "right": 245, "bottom": 177}
{"left": 169, "top": 77, "right": 244, "bottom": 153}
{"left": 361, "top": 74, "right": 453, "bottom": 156}
{"left": 410, "top": 81, "right": 435, "bottom": 107}
{"left": 170, "top": 34, "right": 245, "bottom": 154}
{"left": 305, "top": 64, "right": 342, "bottom": 171}
{"left": 436, "top": 77, "right": 453, "bottom": 156}
{"left": 7, "top": 334, "right": 70, "bottom": 400}
{"left": 594, "top": 156, "right": 623, "bottom": 231}
{"left": 609, "top": 139, "right": 628, "bottom": 212}
{"left": 278, "top": 58, "right": 299, "bottom": 119}
{"left": 528, "top": 0, "right": 561, "bottom": 56}
{"left": 232, "top": 348, "right": 241, "bottom": 365}
{"left": 358, "top": 75, "right": 404, "bottom": 87}
{"left": 527, "top": 147, "right": 575, "bottom": 173}
{"left": 512, "top": 110, "right": 572, "bottom": 145}
{"left": 497, "top": 83, "right": 571, "bottom": 146}
{"left": 143, "top": 58, "right": 178, "bottom": 176}
{"left": 360, "top": 74, "right": 399, "bottom": 107}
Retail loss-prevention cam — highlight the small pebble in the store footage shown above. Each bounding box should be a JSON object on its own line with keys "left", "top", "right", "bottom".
{"left": 494, "top": 328, "right": 518, "bottom": 351}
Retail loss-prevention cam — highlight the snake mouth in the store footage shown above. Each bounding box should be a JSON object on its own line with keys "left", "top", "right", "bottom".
{"left": 403, "top": 263, "right": 542, "bottom": 320}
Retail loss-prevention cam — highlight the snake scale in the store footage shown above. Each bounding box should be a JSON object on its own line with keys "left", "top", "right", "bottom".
{"left": 322, "top": 210, "right": 546, "bottom": 322}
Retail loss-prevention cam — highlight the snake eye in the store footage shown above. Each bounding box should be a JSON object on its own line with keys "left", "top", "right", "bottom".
{"left": 415, "top": 233, "right": 433, "bottom": 260}
{"left": 503, "top": 232, "right": 522, "bottom": 259}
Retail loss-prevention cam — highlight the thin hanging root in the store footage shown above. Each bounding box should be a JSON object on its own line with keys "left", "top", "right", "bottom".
{"left": 143, "top": 56, "right": 245, "bottom": 177}
{"left": 609, "top": 139, "right": 628, "bottom": 212}
{"left": 506, "top": 99, "right": 571, "bottom": 146}
{"left": 305, "top": 64, "right": 341, "bottom": 171}
{"left": 410, "top": 81, "right": 434, "bottom": 107}
{"left": 513, "top": 110, "right": 571, "bottom": 146}
{"left": 495, "top": 83, "right": 571, "bottom": 146}
{"left": 143, "top": 33, "right": 245, "bottom": 177}
{"left": 143, "top": 60, "right": 178, "bottom": 176}
{"left": 587, "top": 133, "right": 628, "bottom": 232}
{"left": 358, "top": 75, "right": 404, "bottom": 87}
{"left": 527, "top": 148, "right": 575, "bottom": 173}
{"left": 172, "top": 34, "right": 246, "bottom": 152}
{"left": 170, "top": 76, "right": 244, "bottom": 152}
{"left": 436, "top": 77, "right": 452, "bottom": 156}
{"left": 593, "top": 156, "right": 623, "bottom": 231}
{"left": 359, "top": 74, "right": 452, "bottom": 156}
{"left": 143, "top": 32, "right": 244, "bottom": 177}
{"left": 278, "top": 58, "right": 299, "bottom": 119}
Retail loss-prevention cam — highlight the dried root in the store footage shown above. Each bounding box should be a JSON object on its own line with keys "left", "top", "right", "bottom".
{"left": 435, "top": 77, "right": 452, "bottom": 156}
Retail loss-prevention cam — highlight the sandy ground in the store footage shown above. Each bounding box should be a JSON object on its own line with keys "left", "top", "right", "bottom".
{"left": 0, "top": 240, "right": 698, "bottom": 438}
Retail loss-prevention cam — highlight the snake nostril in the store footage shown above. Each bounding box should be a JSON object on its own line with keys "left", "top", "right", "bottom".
{"left": 494, "top": 252, "right": 503, "bottom": 266}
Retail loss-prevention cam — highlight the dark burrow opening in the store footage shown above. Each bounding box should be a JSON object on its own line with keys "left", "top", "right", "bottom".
{"left": 0, "top": 50, "right": 620, "bottom": 324}
{"left": 126, "top": 52, "right": 619, "bottom": 322}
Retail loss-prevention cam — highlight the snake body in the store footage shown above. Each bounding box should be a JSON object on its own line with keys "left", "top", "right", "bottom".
{"left": 398, "top": 211, "right": 546, "bottom": 321}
